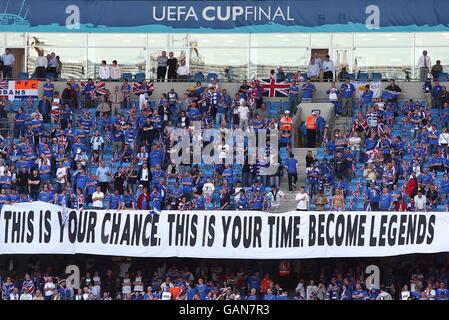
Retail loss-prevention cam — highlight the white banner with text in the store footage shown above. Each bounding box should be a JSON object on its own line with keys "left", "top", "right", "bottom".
{"left": 0, "top": 202, "right": 446, "bottom": 259}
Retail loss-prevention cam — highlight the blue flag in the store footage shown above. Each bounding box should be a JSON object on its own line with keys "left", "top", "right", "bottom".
{"left": 382, "top": 90, "right": 401, "bottom": 100}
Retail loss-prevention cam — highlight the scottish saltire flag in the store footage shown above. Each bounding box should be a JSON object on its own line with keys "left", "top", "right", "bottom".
{"left": 149, "top": 208, "right": 160, "bottom": 215}
{"left": 382, "top": 90, "right": 401, "bottom": 100}
{"left": 260, "top": 79, "right": 290, "bottom": 97}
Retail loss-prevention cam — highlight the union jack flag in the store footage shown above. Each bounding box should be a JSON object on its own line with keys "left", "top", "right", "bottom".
{"left": 259, "top": 78, "right": 290, "bottom": 98}
{"left": 80, "top": 80, "right": 108, "bottom": 96}
{"left": 133, "top": 81, "right": 154, "bottom": 95}
{"left": 0, "top": 81, "right": 9, "bottom": 90}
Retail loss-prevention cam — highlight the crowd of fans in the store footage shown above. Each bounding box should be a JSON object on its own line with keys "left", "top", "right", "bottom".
{"left": 0, "top": 74, "right": 329, "bottom": 214}
{"left": 302, "top": 76, "right": 449, "bottom": 212}
{"left": 2, "top": 255, "right": 449, "bottom": 300}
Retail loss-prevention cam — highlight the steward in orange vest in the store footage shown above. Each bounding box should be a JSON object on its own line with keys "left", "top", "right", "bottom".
{"left": 280, "top": 110, "right": 293, "bottom": 131}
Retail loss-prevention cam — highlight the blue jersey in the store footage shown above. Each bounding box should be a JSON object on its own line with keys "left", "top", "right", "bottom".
{"left": 286, "top": 158, "right": 298, "bottom": 174}
{"left": 379, "top": 193, "right": 393, "bottom": 210}
{"left": 43, "top": 83, "right": 54, "bottom": 97}
{"left": 108, "top": 194, "right": 120, "bottom": 209}
{"left": 120, "top": 194, "right": 136, "bottom": 208}
{"left": 368, "top": 188, "right": 380, "bottom": 203}
{"left": 151, "top": 191, "right": 162, "bottom": 211}
{"left": 340, "top": 83, "right": 355, "bottom": 98}
{"left": 238, "top": 195, "right": 248, "bottom": 209}
{"left": 196, "top": 283, "right": 208, "bottom": 300}
{"left": 39, "top": 191, "right": 54, "bottom": 203}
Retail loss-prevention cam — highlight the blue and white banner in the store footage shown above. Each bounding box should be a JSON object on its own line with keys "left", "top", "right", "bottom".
{"left": 1, "top": 0, "right": 449, "bottom": 33}
{"left": 0, "top": 202, "right": 446, "bottom": 259}
{"left": 352, "top": 81, "right": 382, "bottom": 99}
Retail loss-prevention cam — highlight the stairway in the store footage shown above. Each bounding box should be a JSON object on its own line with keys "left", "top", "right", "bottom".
{"left": 277, "top": 148, "right": 317, "bottom": 212}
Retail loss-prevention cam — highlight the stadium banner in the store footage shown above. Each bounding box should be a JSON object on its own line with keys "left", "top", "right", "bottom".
{"left": 2, "top": 0, "right": 449, "bottom": 33}
{"left": 0, "top": 80, "right": 39, "bottom": 101}
{"left": 0, "top": 202, "right": 446, "bottom": 259}
{"left": 351, "top": 81, "right": 381, "bottom": 99}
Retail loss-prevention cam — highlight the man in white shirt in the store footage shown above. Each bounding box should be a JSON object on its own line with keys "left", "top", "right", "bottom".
{"left": 20, "top": 288, "right": 33, "bottom": 300}
{"left": 322, "top": 55, "right": 335, "bottom": 82}
{"left": 177, "top": 60, "right": 189, "bottom": 81}
{"left": 44, "top": 278, "right": 56, "bottom": 300}
{"left": 2, "top": 48, "right": 15, "bottom": 79}
{"left": 296, "top": 186, "right": 310, "bottom": 211}
{"left": 110, "top": 60, "right": 121, "bottom": 81}
{"left": 56, "top": 162, "right": 67, "bottom": 193}
{"left": 98, "top": 60, "right": 110, "bottom": 80}
{"left": 237, "top": 99, "right": 250, "bottom": 130}
{"left": 92, "top": 186, "right": 105, "bottom": 209}
{"left": 307, "top": 57, "right": 320, "bottom": 81}
{"left": 35, "top": 50, "right": 48, "bottom": 80}
{"left": 9, "top": 287, "right": 19, "bottom": 300}
{"left": 110, "top": 60, "right": 122, "bottom": 81}
{"left": 418, "top": 50, "right": 431, "bottom": 82}
{"left": 414, "top": 190, "right": 427, "bottom": 212}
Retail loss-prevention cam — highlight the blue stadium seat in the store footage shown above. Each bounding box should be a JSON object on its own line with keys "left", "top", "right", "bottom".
{"left": 122, "top": 73, "right": 133, "bottom": 81}
{"left": 358, "top": 72, "right": 369, "bottom": 81}
{"left": 207, "top": 72, "right": 218, "bottom": 82}
{"left": 371, "top": 72, "right": 382, "bottom": 81}
{"left": 30, "top": 73, "right": 37, "bottom": 80}
{"left": 45, "top": 72, "right": 55, "bottom": 80}
{"left": 438, "top": 72, "right": 448, "bottom": 82}
{"left": 194, "top": 72, "right": 205, "bottom": 82}
{"left": 134, "top": 72, "right": 145, "bottom": 83}
{"left": 347, "top": 73, "right": 356, "bottom": 81}
{"left": 18, "top": 72, "right": 29, "bottom": 80}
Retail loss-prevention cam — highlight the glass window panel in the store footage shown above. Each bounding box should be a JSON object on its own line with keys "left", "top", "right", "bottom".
{"left": 170, "top": 34, "right": 188, "bottom": 48}
{"left": 311, "top": 34, "right": 330, "bottom": 48}
{"left": 415, "top": 47, "right": 449, "bottom": 79}
{"left": 28, "top": 33, "right": 87, "bottom": 47}
{"left": 354, "top": 47, "right": 412, "bottom": 80}
{"left": 332, "top": 33, "right": 353, "bottom": 48}
{"left": 250, "top": 33, "right": 309, "bottom": 47}
{"left": 354, "top": 33, "right": 412, "bottom": 47}
{"left": 415, "top": 33, "right": 449, "bottom": 46}
{"left": 88, "top": 34, "right": 146, "bottom": 47}
{"left": 148, "top": 49, "right": 187, "bottom": 79}
{"left": 27, "top": 47, "right": 86, "bottom": 79}
{"left": 250, "top": 48, "right": 309, "bottom": 79}
{"left": 148, "top": 34, "right": 167, "bottom": 48}
{"left": 190, "top": 48, "right": 248, "bottom": 81}
{"left": 189, "top": 34, "right": 249, "bottom": 47}
{"left": 6, "top": 32, "right": 25, "bottom": 46}
{"left": 87, "top": 47, "right": 146, "bottom": 79}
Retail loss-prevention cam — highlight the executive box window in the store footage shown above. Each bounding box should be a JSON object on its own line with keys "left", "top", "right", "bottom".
{"left": 354, "top": 47, "right": 413, "bottom": 80}
{"left": 250, "top": 33, "right": 310, "bottom": 47}
{"left": 28, "top": 33, "right": 87, "bottom": 47}
{"left": 354, "top": 33, "right": 413, "bottom": 47}
{"left": 250, "top": 47, "right": 309, "bottom": 79}
{"left": 27, "top": 47, "right": 86, "bottom": 79}
{"left": 88, "top": 34, "right": 147, "bottom": 47}
{"left": 190, "top": 47, "right": 248, "bottom": 81}
{"left": 87, "top": 47, "right": 146, "bottom": 79}
{"left": 189, "top": 33, "right": 250, "bottom": 47}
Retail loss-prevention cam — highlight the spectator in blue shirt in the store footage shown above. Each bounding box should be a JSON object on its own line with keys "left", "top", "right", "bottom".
{"left": 301, "top": 80, "right": 316, "bottom": 102}
{"left": 379, "top": 187, "right": 394, "bottom": 211}
{"left": 286, "top": 153, "right": 298, "bottom": 193}
{"left": 340, "top": 78, "right": 356, "bottom": 117}
{"left": 432, "top": 79, "right": 443, "bottom": 113}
